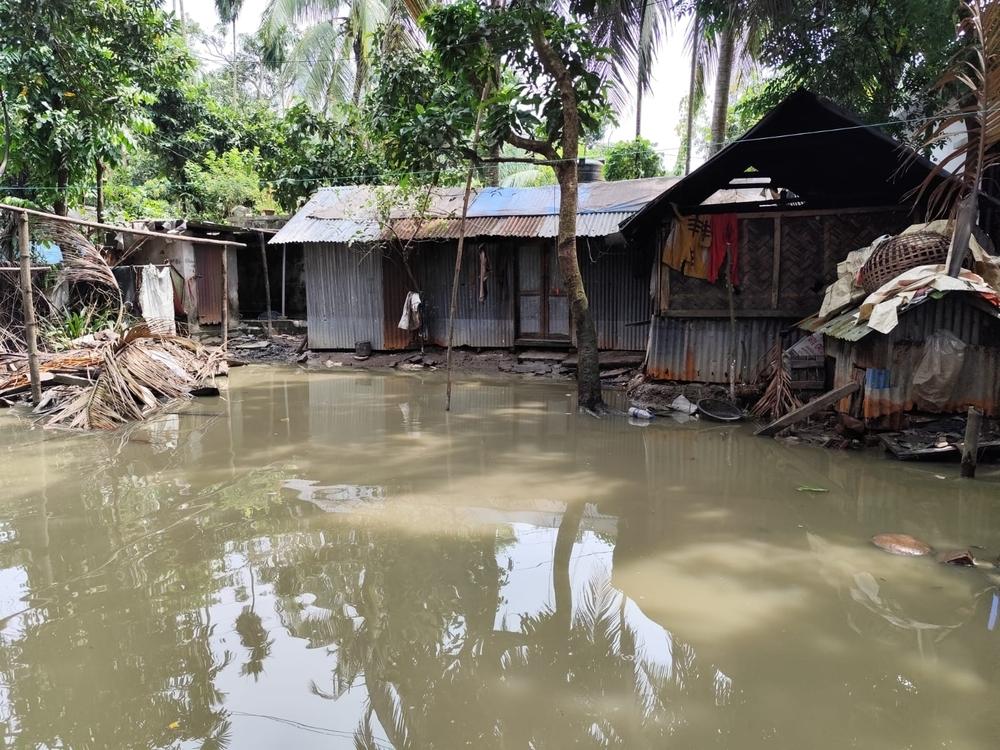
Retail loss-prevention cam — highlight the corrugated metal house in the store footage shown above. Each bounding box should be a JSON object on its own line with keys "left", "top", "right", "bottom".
{"left": 269, "top": 178, "right": 677, "bottom": 351}
{"left": 622, "top": 90, "right": 951, "bottom": 384}
{"left": 125, "top": 219, "right": 281, "bottom": 330}
{"left": 801, "top": 292, "right": 1000, "bottom": 424}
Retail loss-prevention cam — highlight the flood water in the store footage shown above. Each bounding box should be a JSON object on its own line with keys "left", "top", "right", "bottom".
{"left": 1, "top": 367, "right": 999, "bottom": 749}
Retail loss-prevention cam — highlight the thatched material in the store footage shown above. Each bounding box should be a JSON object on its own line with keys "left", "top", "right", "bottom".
{"left": 750, "top": 341, "right": 802, "bottom": 421}
{"left": 1, "top": 325, "right": 225, "bottom": 430}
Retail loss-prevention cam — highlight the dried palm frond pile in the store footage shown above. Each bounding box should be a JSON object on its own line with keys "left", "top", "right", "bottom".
{"left": 38, "top": 217, "right": 122, "bottom": 315}
{"left": 750, "top": 341, "right": 801, "bottom": 422}
{"left": 0, "top": 324, "right": 226, "bottom": 430}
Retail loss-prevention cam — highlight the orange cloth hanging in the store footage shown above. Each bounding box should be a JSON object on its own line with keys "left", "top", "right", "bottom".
{"left": 662, "top": 215, "right": 712, "bottom": 280}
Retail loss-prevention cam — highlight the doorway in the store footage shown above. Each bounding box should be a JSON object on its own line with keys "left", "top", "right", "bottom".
{"left": 516, "top": 242, "right": 570, "bottom": 344}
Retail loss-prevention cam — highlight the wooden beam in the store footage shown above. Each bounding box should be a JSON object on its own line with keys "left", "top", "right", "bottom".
{"left": 961, "top": 407, "right": 982, "bottom": 478}
{"left": 755, "top": 382, "right": 860, "bottom": 437}
{"left": 17, "top": 213, "right": 42, "bottom": 404}
{"left": 259, "top": 233, "right": 273, "bottom": 337}
{"left": 771, "top": 214, "right": 782, "bottom": 309}
{"left": 221, "top": 247, "right": 229, "bottom": 349}
{"left": 662, "top": 309, "right": 810, "bottom": 318}
{"left": 0, "top": 203, "right": 246, "bottom": 248}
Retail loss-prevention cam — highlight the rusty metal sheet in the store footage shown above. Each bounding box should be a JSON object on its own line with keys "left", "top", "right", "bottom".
{"left": 647, "top": 316, "right": 796, "bottom": 383}
{"left": 195, "top": 246, "right": 224, "bottom": 325}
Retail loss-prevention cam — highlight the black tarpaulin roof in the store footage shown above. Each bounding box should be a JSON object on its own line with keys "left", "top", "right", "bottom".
{"left": 623, "top": 90, "right": 944, "bottom": 233}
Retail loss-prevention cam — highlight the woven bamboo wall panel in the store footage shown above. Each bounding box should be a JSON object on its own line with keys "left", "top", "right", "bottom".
{"left": 739, "top": 218, "right": 776, "bottom": 309}
{"left": 664, "top": 209, "right": 911, "bottom": 314}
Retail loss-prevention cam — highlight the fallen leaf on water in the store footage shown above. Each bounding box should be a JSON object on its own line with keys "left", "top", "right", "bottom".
{"left": 168, "top": 721, "right": 180, "bottom": 730}
{"left": 797, "top": 485, "right": 829, "bottom": 493}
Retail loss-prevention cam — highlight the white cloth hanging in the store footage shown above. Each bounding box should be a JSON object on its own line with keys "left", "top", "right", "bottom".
{"left": 398, "top": 291, "right": 422, "bottom": 331}
{"left": 139, "top": 264, "right": 176, "bottom": 335}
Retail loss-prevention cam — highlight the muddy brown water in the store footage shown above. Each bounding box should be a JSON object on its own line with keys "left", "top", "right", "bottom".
{"left": 1, "top": 367, "right": 999, "bottom": 749}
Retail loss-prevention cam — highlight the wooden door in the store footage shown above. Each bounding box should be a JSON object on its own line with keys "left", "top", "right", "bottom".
{"left": 516, "top": 242, "right": 569, "bottom": 342}
{"left": 195, "top": 246, "right": 224, "bottom": 324}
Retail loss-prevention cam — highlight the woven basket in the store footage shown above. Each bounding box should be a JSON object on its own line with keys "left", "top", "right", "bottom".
{"left": 858, "top": 232, "right": 958, "bottom": 294}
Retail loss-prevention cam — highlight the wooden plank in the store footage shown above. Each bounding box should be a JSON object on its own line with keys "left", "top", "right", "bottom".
{"left": 961, "top": 407, "right": 982, "bottom": 478}
{"left": 771, "top": 214, "right": 782, "bottom": 309}
{"left": 663, "top": 309, "right": 809, "bottom": 318}
{"left": 50, "top": 373, "right": 94, "bottom": 387}
{"left": 755, "top": 382, "right": 860, "bottom": 437}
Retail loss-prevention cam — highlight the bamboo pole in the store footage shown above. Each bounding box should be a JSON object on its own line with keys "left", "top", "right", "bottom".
{"left": 17, "top": 211, "right": 42, "bottom": 404}
{"left": 221, "top": 248, "right": 229, "bottom": 350}
{"left": 445, "top": 83, "right": 491, "bottom": 412}
{"left": 0, "top": 203, "right": 245, "bottom": 248}
{"left": 259, "top": 232, "right": 273, "bottom": 337}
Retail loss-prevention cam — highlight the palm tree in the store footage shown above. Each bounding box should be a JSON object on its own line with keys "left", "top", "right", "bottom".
{"left": 700, "top": 1, "right": 789, "bottom": 154}
{"left": 259, "top": 0, "right": 428, "bottom": 113}
{"left": 215, "top": 0, "right": 246, "bottom": 104}
{"left": 587, "top": 0, "right": 674, "bottom": 139}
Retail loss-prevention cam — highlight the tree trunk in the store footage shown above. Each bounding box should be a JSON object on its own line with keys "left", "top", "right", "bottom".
{"left": 54, "top": 160, "right": 69, "bottom": 216}
{"left": 709, "top": 24, "right": 735, "bottom": 155}
{"left": 483, "top": 142, "right": 501, "bottom": 187}
{"left": 232, "top": 18, "right": 239, "bottom": 105}
{"left": 553, "top": 500, "right": 584, "bottom": 637}
{"left": 532, "top": 24, "right": 603, "bottom": 410}
{"left": 352, "top": 34, "right": 365, "bottom": 106}
{"left": 555, "top": 164, "right": 602, "bottom": 409}
{"left": 95, "top": 158, "right": 105, "bottom": 225}
{"left": 634, "top": 0, "right": 649, "bottom": 139}
{"left": 684, "top": 13, "right": 700, "bottom": 174}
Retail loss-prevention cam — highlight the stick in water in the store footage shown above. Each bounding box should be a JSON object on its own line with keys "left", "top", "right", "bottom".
{"left": 445, "top": 83, "right": 491, "bottom": 411}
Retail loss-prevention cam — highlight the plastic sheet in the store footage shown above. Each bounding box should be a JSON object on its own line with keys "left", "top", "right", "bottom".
{"left": 912, "top": 330, "right": 966, "bottom": 409}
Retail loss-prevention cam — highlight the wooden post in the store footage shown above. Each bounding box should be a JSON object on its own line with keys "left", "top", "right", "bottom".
{"left": 771, "top": 215, "right": 782, "bottom": 309}
{"left": 17, "top": 212, "right": 42, "bottom": 404}
{"left": 961, "top": 406, "right": 982, "bottom": 478}
{"left": 281, "top": 244, "right": 287, "bottom": 318}
{"left": 446, "top": 82, "right": 490, "bottom": 411}
{"left": 259, "top": 232, "right": 273, "bottom": 337}
{"left": 221, "top": 247, "right": 229, "bottom": 350}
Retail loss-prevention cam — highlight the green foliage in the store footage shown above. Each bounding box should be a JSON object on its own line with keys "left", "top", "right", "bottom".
{"left": 740, "top": 0, "right": 961, "bottom": 126}
{"left": 424, "top": 0, "right": 613, "bottom": 153}
{"left": 260, "top": 103, "right": 385, "bottom": 210}
{"left": 43, "top": 305, "right": 116, "bottom": 351}
{"left": 182, "top": 149, "right": 273, "bottom": 221}
{"left": 603, "top": 138, "right": 665, "bottom": 181}
{"left": 0, "top": 0, "right": 190, "bottom": 211}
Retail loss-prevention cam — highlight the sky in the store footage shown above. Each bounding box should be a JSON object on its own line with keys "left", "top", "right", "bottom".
{"left": 182, "top": 1, "right": 690, "bottom": 165}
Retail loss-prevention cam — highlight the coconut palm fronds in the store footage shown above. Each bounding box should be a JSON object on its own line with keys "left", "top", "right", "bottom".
{"left": 28, "top": 326, "right": 225, "bottom": 430}
{"left": 750, "top": 341, "right": 801, "bottom": 421}
{"left": 36, "top": 218, "right": 118, "bottom": 292}
{"left": 911, "top": 0, "right": 1000, "bottom": 220}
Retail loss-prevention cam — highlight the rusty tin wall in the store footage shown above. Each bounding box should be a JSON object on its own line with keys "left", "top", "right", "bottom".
{"left": 646, "top": 315, "right": 796, "bottom": 383}
{"left": 580, "top": 239, "right": 651, "bottom": 351}
{"left": 381, "top": 241, "right": 516, "bottom": 350}
{"left": 304, "top": 242, "right": 385, "bottom": 350}
{"left": 827, "top": 295, "right": 1000, "bottom": 419}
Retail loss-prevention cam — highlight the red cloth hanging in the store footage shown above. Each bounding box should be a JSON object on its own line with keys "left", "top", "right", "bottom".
{"left": 707, "top": 214, "right": 739, "bottom": 284}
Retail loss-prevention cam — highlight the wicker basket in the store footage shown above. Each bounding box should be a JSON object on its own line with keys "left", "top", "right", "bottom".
{"left": 858, "top": 232, "right": 958, "bottom": 294}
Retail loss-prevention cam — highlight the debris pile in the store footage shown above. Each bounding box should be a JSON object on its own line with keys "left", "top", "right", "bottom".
{"left": 1, "top": 325, "right": 226, "bottom": 429}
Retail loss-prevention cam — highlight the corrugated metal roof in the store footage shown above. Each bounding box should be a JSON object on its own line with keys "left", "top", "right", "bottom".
{"left": 270, "top": 178, "right": 674, "bottom": 245}
{"left": 798, "top": 308, "right": 875, "bottom": 341}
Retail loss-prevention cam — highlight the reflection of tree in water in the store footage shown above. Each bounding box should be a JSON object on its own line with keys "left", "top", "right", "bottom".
{"left": 235, "top": 565, "right": 274, "bottom": 681}
{"left": 270, "top": 504, "right": 730, "bottom": 748}
{"left": 0, "top": 450, "right": 298, "bottom": 750}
